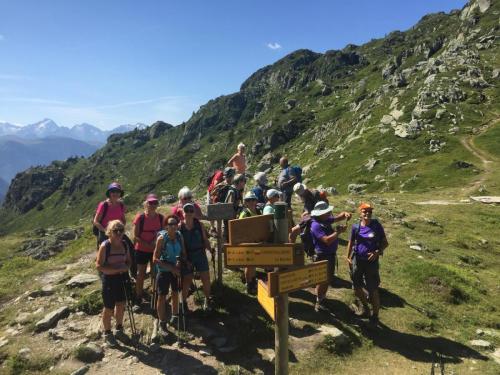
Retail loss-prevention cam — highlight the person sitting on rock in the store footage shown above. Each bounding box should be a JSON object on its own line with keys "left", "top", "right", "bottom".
{"left": 153, "top": 215, "right": 187, "bottom": 337}
{"left": 132, "top": 194, "right": 164, "bottom": 310}
{"left": 95, "top": 220, "right": 132, "bottom": 347}
{"left": 293, "top": 183, "right": 329, "bottom": 216}
{"left": 346, "top": 203, "right": 388, "bottom": 325}
{"left": 171, "top": 186, "right": 203, "bottom": 223}
{"left": 93, "top": 182, "right": 126, "bottom": 249}
{"left": 227, "top": 143, "right": 247, "bottom": 175}
{"left": 239, "top": 191, "right": 262, "bottom": 294}
{"left": 262, "top": 189, "right": 281, "bottom": 215}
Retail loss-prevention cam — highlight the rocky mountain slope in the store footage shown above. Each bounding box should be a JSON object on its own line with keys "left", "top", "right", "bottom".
{"left": 1, "top": 0, "right": 499, "bottom": 232}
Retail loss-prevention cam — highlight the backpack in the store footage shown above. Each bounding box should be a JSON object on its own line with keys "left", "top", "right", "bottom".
{"left": 138, "top": 213, "right": 164, "bottom": 237}
{"left": 156, "top": 230, "right": 183, "bottom": 272}
{"left": 207, "top": 170, "right": 224, "bottom": 193}
{"left": 210, "top": 182, "right": 230, "bottom": 203}
{"left": 299, "top": 217, "right": 315, "bottom": 257}
{"left": 92, "top": 201, "right": 124, "bottom": 236}
{"left": 103, "top": 239, "right": 129, "bottom": 265}
{"left": 289, "top": 165, "right": 303, "bottom": 183}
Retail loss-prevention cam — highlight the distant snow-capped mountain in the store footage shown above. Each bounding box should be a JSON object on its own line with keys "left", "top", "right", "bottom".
{"left": 0, "top": 119, "right": 147, "bottom": 144}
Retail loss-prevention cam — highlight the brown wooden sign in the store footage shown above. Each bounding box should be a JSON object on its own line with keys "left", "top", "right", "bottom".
{"left": 228, "top": 214, "right": 273, "bottom": 244}
{"left": 257, "top": 280, "right": 275, "bottom": 321}
{"left": 224, "top": 243, "right": 304, "bottom": 267}
{"left": 207, "top": 203, "right": 236, "bottom": 221}
{"left": 267, "top": 261, "right": 328, "bottom": 297}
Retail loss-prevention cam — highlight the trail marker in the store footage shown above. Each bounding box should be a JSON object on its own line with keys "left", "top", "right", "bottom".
{"left": 224, "top": 243, "right": 304, "bottom": 267}
{"left": 228, "top": 214, "right": 273, "bottom": 244}
{"left": 267, "top": 261, "right": 328, "bottom": 297}
{"left": 257, "top": 280, "right": 275, "bottom": 321}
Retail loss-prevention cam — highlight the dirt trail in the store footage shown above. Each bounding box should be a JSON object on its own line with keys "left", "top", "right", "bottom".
{"left": 460, "top": 116, "right": 499, "bottom": 193}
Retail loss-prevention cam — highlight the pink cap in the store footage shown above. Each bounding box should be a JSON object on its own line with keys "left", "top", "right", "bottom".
{"left": 146, "top": 193, "right": 159, "bottom": 203}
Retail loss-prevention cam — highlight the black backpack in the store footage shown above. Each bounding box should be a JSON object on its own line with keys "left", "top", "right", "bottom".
{"left": 92, "top": 201, "right": 124, "bottom": 236}
{"left": 299, "top": 217, "right": 315, "bottom": 257}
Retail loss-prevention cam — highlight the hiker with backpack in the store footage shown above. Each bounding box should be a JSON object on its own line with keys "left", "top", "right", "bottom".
{"left": 210, "top": 167, "right": 236, "bottom": 204}
{"left": 206, "top": 169, "right": 225, "bottom": 234}
{"left": 92, "top": 182, "right": 126, "bottom": 249}
{"left": 262, "top": 189, "right": 281, "bottom": 215}
{"left": 95, "top": 220, "right": 132, "bottom": 347}
{"left": 251, "top": 172, "right": 270, "bottom": 210}
{"left": 309, "top": 201, "right": 351, "bottom": 312}
{"left": 239, "top": 191, "right": 261, "bottom": 294}
{"left": 171, "top": 186, "right": 203, "bottom": 222}
{"left": 180, "top": 202, "right": 214, "bottom": 312}
{"left": 132, "top": 193, "right": 164, "bottom": 310}
{"left": 346, "top": 202, "right": 388, "bottom": 325}
{"left": 153, "top": 215, "right": 187, "bottom": 337}
{"left": 227, "top": 143, "right": 247, "bottom": 174}
{"left": 277, "top": 157, "right": 302, "bottom": 208}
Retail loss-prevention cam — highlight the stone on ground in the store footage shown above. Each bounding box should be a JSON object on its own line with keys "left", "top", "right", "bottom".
{"left": 66, "top": 274, "right": 99, "bottom": 288}
{"left": 35, "top": 306, "right": 70, "bottom": 332}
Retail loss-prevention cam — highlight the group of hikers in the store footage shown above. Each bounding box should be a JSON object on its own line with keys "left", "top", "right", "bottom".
{"left": 93, "top": 143, "right": 388, "bottom": 347}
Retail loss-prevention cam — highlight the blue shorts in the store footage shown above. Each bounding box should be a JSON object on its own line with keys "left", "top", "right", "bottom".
{"left": 352, "top": 256, "right": 380, "bottom": 293}
{"left": 183, "top": 250, "right": 209, "bottom": 274}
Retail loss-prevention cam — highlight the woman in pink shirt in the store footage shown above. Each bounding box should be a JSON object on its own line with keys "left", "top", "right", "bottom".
{"left": 93, "top": 182, "right": 127, "bottom": 249}
{"left": 133, "top": 194, "right": 164, "bottom": 308}
{"left": 227, "top": 143, "right": 247, "bottom": 174}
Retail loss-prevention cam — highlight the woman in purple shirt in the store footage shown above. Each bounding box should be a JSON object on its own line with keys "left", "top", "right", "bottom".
{"left": 310, "top": 201, "right": 351, "bottom": 312}
{"left": 346, "top": 202, "right": 388, "bottom": 325}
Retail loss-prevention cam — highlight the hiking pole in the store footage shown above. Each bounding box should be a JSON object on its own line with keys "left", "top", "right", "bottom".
{"left": 176, "top": 256, "right": 186, "bottom": 347}
{"left": 122, "top": 276, "right": 138, "bottom": 348}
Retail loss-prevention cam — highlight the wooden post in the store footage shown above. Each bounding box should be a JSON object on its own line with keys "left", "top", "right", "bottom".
{"left": 216, "top": 219, "right": 223, "bottom": 283}
{"left": 273, "top": 202, "right": 289, "bottom": 375}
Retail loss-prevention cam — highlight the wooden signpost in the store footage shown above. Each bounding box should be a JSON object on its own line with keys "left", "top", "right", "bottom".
{"left": 224, "top": 243, "right": 304, "bottom": 267}
{"left": 257, "top": 280, "right": 275, "bottom": 321}
{"left": 267, "top": 261, "right": 328, "bottom": 297}
{"left": 228, "top": 214, "right": 274, "bottom": 244}
{"left": 207, "top": 203, "right": 235, "bottom": 282}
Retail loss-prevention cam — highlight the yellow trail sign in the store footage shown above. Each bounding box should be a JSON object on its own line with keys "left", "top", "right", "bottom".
{"left": 257, "top": 280, "right": 275, "bottom": 321}
{"left": 268, "top": 261, "right": 329, "bottom": 297}
{"left": 228, "top": 214, "right": 273, "bottom": 244}
{"left": 224, "top": 244, "right": 304, "bottom": 267}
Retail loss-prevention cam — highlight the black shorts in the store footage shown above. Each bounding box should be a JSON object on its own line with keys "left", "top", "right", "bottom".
{"left": 102, "top": 273, "right": 129, "bottom": 309}
{"left": 156, "top": 271, "right": 180, "bottom": 295}
{"left": 135, "top": 250, "right": 153, "bottom": 265}
{"left": 314, "top": 253, "right": 336, "bottom": 283}
{"left": 352, "top": 256, "right": 380, "bottom": 293}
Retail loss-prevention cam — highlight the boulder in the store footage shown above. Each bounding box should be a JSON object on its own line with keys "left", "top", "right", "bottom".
{"left": 492, "top": 69, "right": 499, "bottom": 79}
{"left": 492, "top": 348, "right": 500, "bottom": 365}
{"left": 390, "top": 109, "right": 404, "bottom": 120}
{"left": 18, "top": 347, "right": 31, "bottom": 358}
{"left": 469, "top": 339, "right": 493, "bottom": 350}
{"left": 285, "top": 99, "right": 296, "bottom": 110}
{"left": 54, "top": 228, "right": 81, "bottom": 241}
{"left": 149, "top": 121, "right": 173, "bottom": 139}
{"left": 66, "top": 274, "right": 99, "bottom": 288}
{"left": 455, "top": 161, "right": 473, "bottom": 169}
{"left": 74, "top": 343, "right": 104, "bottom": 363}
{"left": 387, "top": 164, "right": 401, "bottom": 177}
{"left": 364, "top": 158, "right": 379, "bottom": 171}
{"left": 435, "top": 109, "right": 446, "bottom": 119}
{"left": 394, "top": 119, "right": 422, "bottom": 139}
{"left": 318, "top": 325, "right": 350, "bottom": 346}
{"left": 478, "top": 0, "right": 491, "bottom": 13}
{"left": 35, "top": 306, "right": 70, "bottom": 332}
{"left": 380, "top": 115, "right": 394, "bottom": 125}
{"left": 71, "top": 365, "right": 90, "bottom": 375}
{"left": 348, "top": 184, "right": 367, "bottom": 194}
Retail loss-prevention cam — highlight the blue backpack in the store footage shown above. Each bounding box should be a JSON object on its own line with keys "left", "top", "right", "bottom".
{"left": 288, "top": 165, "right": 303, "bottom": 183}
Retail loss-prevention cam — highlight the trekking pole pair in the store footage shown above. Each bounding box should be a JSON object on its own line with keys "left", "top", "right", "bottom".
{"left": 122, "top": 276, "right": 138, "bottom": 345}
{"left": 176, "top": 256, "right": 186, "bottom": 347}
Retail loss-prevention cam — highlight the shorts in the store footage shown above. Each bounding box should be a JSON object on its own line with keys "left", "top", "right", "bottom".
{"left": 156, "top": 271, "right": 180, "bottom": 295}
{"left": 102, "top": 273, "right": 129, "bottom": 309}
{"left": 183, "top": 250, "right": 209, "bottom": 274}
{"left": 314, "top": 253, "right": 336, "bottom": 283}
{"left": 135, "top": 250, "right": 153, "bottom": 265}
{"left": 352, "top": 256, "right": 380, "bottom": 293}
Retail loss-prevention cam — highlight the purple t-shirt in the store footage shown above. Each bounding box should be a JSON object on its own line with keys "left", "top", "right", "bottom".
{"left": 350, "top": 220, "right": 386, "bottom": 260}
{"left": 310, "top": 216, "right": 337, "bottom": 255}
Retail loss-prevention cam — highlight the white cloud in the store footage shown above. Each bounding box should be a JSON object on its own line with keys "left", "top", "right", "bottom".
{"left": 267, "top": 42, "right": 282, "bottom": 50}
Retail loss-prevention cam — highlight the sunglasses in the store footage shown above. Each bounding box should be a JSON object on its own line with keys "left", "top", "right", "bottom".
{"left": 361, "top": 210, "right": 373, "bottom": 214}
{"left": 109, "top": 189, "right": 121, "bottom": 194}
{"left": 148, "top": 201, "right": 159, "bottom": 206}
{"left": 167, "top": 222, "right": 178, "bottom": 226}
{"left": 184, "top": 209, "right": 195, "bottom": 213}
{"left": 113, "top": 228, "right": 125, "bottom": 234}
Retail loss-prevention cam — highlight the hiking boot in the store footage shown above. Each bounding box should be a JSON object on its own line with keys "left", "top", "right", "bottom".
{"left": 103, "top": 331, "right": 118, "bottom": 347}
{"left": 114, "top": 327, "right": 130, "bottom": 344}
{"left": 169, "top": 315, "right": 179, "bottom": 326}
{"left": 159, "top": 321, "right": 169, "bottom": 337}
{"left": 369, "top": 315, "right": 380, "bottom": 326}
{"left": 314, "top": 299, "right": 329, "bottom": 312}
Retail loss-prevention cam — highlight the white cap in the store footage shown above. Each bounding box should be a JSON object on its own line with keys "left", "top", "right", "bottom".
{"left": 266, "top": 189, "right": 281, "bottom": 199}
{"left": 293, "top": 183, "right": 306, "bottom": 195}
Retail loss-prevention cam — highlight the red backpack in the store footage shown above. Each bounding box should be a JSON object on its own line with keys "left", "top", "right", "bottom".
{"left": 207, "top": 170, "right": 224, "bottom": 194}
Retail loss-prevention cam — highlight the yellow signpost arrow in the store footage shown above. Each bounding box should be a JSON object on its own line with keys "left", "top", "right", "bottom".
{"left": 267, "top": 261, "right": 329, "bottom": 297}
{"left": 224, "top": 243, "right": 304, "bottom": 267}
{"left": 257, "top": 280, "right": 275, "bottom": 321}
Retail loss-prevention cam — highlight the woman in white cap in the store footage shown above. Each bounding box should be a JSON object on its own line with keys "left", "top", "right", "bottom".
{"left": 310, "top": 201, "right": 351, "bottom": 312}
{"left": 171, "top": 186, "right": 203, "bottom": 222}
{"left": 132, "top": 193, "right": 164, "bottom": 309}
{"left": 251, "top": 172, "right": 270, "bottom": 210}
{"left": 262, "top": 189, "right": 281, "bottom": 215}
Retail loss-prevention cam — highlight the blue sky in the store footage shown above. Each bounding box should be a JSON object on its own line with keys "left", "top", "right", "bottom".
{"left": 0, "top": 0, "right": 466, "bottom": 130}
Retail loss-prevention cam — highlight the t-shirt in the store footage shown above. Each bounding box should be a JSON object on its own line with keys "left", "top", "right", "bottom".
{"left": 263, "top": 204, "right": 275, "bottom": 215}
{"left": 133, "top": 213, "right": 163, "bottom": 253}
{"left": 180, "top": 220, "right": 204, "bottom": 254}
{"left": 171, "top": 202, "right": 203, "bottom": 222}
{"left": 251, "top": 185, "right": 268, "bottom": 205}
{"left": 302, "top": 190, "right": 318, "bottom": 214}
{"left": 96, "top": 200, "right": 126, "bottom": 228}
{"left": 157, "top": 230, "right": 182, "bottom": 272}
{"left": 239, "top": 208, "right": 260, "bottom": 219}
{"left": 310, "top": 216, "right": 337, "bottom": 255}
{"left": 277, "top": 167, "right": 296, "bottom": 193}
{"left": 350, "top": 220, "right": 386, "bottom": 260}
{"left": 230, "top": 153, "right": 246, "bottom": 174}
